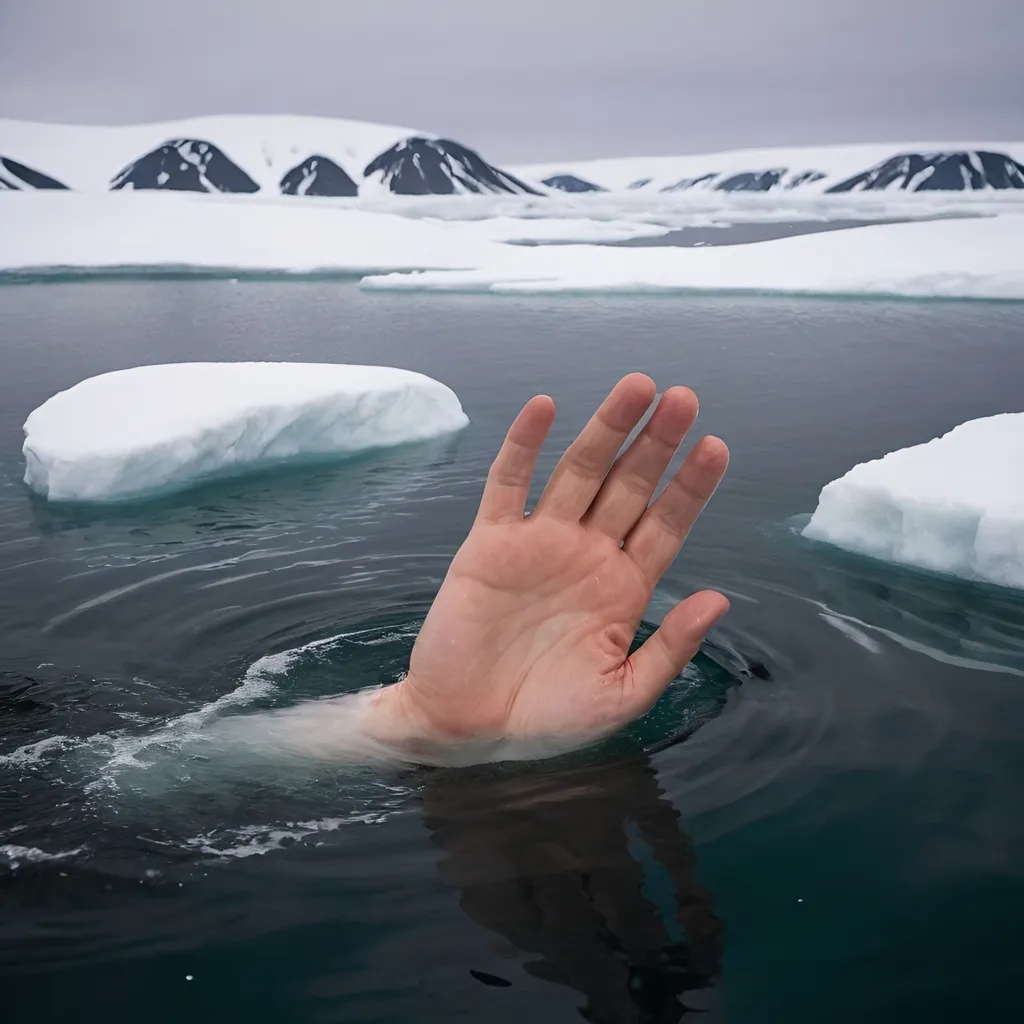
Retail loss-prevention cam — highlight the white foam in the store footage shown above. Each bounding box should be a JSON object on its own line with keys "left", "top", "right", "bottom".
{"left": 23, "top": 362, "right": 469, "bottom": 502}
{"left": 241, "top": 628, "right": 364, "bottom": 680}
{"left": 0, "top": 844, "right": 85, "bottom": 868}
{"left": 2, "top": 630, "right": 399, "bottom": 799}
{"left": 804, "top": 412, "right": 1024, "bottom": 589}
{"left": 0, "top": 733, "right": 78, "bottom": 767}
{"left": 80, "top": 656, "right": 284, "bottom": 792}
{"left": 183, "top": 813, "right": 390, "bottom": 860}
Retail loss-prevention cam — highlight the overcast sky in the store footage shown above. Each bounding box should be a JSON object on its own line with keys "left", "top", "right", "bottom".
{"left": 1, "top": 0, "right": 1020, "bottom": 162}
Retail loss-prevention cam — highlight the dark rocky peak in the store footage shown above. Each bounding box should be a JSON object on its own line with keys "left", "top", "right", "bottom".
{"left": 715, "top": 168, "right": 787, "bottom": 192}
{"left": 663, "top": 167, "right": 824, "bottom": 193}
{"left": 110, "top": 139, "right": 260, "bottom": 193}
{"left": 827, "top": 150, "right": 1024, "bottom": 192}
{"left": 363, "top": 136, "right": 541, "bottom": 195}
{"left": 0, "top": 156, "right": 69, "bottom": 190}
{"left": 627, "top": 177, "right": 653, "bottom": 190}
{"left": 662, "top": 172, "right": 719, "bottom": 192}
{"left": 784, "top": 170, "right": 826, "bottom": 189}
{"left": 542, "top": 173, "right": 606, "bottom": 193}
{"left": 280, "top": 155, "right": 358, "bottom": 197}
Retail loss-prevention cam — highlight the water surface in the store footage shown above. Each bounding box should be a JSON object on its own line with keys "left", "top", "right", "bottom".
{"left": 1, "top": 281, "right": 1022, "bottom": 1022}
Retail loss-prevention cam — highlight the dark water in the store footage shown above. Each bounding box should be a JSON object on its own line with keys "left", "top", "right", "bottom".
{"left": 1, "top": 281, "right": 1023, "bottom": 1023}
{"left": 607, "top": 218, "right": 917, "bottom": 247}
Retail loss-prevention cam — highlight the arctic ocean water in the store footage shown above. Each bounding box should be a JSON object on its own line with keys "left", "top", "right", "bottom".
{"left": 1, "top": 280, "right": 1023, "bottom": 1023}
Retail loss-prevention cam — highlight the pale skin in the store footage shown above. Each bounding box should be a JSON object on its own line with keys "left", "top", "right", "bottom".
{"left": 363, "top": 372, "right": 732, "bottom": 760}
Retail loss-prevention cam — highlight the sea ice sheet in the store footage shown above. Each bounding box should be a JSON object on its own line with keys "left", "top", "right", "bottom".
{"left": 0, "top": 191, "right": 501, "bottom": 276}
{"left": 361, "top": 215, "right": 1024, "bottom": 301}
{"left": 803, "top": 413, "right": 1024, "bottom": 589}
{"left": 23, "top": 362, "right": 469, "bottom": 502}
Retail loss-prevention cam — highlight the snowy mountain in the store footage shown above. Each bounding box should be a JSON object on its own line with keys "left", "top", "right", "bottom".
{"left": 3, "top": 117, "right": 1023, "bottom": 201}
{"left": 542, "top": 173, "right": 606, "bottom": 193}
{"left": 715, "top": 169, "right": 785, "bottom": 192}
{"left": 826, "top": 150, "right": 1024, "bottom": 192}
{"left": 593, "top": 165, "right": 828, "bottom": 194}
{"left": 279, "top": 156, "right": 359, "bottom": 197}
{"left": 111, "top": 139, "right": 260, "bottom": 193}
{"left": 785, "top": 170, "right": 827, "bottom": 189}
{"left": 363, "top": 137, "right": 540, "bottom": 196}
{"left": 0, "top": 116, "right": 537, "bottom": 198}
{"left": 514, "top": 142, "right": 1024, "bottom": 195}
{"left": 661, "top": 172, "right": 719, "bottom": 192}
{"left": 0, "top": 156, "right": 67, "bottom": 190}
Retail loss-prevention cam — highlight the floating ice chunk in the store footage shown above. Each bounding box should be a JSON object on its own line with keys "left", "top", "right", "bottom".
{"left": 803, "top": 413, "right": 1024, "bottom": 589}
{"left": 23, "top": 362, "right": 468, "bottom": 502}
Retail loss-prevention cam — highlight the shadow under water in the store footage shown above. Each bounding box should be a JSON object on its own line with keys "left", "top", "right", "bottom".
{"left": 423, "top": 753, "right": 723, "bottom": 1023}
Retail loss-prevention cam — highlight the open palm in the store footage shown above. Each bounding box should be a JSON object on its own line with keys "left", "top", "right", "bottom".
{"left": 373, "top": 374, "right": 730, "bottom": 761}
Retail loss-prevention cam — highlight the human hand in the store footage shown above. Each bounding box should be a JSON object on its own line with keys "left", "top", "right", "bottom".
{"left": 370, "top": 373, "right": 729, "bottom": 762}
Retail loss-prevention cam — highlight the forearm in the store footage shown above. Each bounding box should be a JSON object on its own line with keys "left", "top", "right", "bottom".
{"left": 204, "top": 677, "right": 598, "bottom": 768}
{"left": 203, "top": 681, "right": 508, "bottom": 767}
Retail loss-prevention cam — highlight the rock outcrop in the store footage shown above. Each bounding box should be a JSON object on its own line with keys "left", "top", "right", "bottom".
{"left": 110, "top": 139, "right": 259, "bottom": 193}
{"left": 364, "top": 137, "right": 540, "bottom": 195}
{"left": 280, "top": 155, "right": 359, "bottom": 196}
{"left": 828, "top": 151, "right": 1024, "bottom": 192}
{"left": 0, "top": 156, "right": 68, "bottom": 190}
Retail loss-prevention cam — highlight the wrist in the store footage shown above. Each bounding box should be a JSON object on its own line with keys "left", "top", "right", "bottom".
{"left": 362, "top": 677, "right": 505, "bottom": 766}
{"left": 364, "top": 677, "right": 434, "bottom": 746}
{"left": 364, "top": 677, "right": 461, "bottom": 759}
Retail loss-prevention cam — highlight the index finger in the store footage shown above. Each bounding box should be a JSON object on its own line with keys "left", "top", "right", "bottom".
{"left": 476, "top": 394, "right": 556, "bottom": 524}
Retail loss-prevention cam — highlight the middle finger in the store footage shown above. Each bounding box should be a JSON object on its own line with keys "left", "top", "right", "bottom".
{"left": 583, "top": 386, "right": 699, "bottom": 540}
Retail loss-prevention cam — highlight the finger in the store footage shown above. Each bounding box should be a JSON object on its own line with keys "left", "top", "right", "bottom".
{"left": 534, "top": 373, "right": 656, "bottom": 522}
{"left": 476, "top": 394, "right": 556, "bottom": 524}
{"left": 624, "top": 591, "right": 729, "bottom": 716}
{"left": 584, "top": 386, "right": 699, "bottom": 541}
{"left": 624, "top": 436, "right": 729, "bottom": 585}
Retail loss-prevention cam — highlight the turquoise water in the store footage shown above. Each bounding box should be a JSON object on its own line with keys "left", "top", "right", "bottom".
{"left": 1, "top": 281, "right": 1023, "bottom": 1022}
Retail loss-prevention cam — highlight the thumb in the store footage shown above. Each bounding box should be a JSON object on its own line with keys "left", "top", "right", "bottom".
{"left": 625, "top": 591, "right": 730, "bottom": 716}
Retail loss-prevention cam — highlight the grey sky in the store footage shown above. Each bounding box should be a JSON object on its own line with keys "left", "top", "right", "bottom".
{"left": 1, "top": 0, "right": 1020, "bottom": 162}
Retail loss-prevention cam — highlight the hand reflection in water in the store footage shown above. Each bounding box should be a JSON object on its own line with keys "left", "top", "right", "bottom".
{"left": 422, "top": 753, "right": 723, "bottom": 1023}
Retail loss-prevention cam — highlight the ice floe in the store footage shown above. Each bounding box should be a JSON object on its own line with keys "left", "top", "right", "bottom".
{"left": 23, "top": 362, "right": 468, "bottom": 502}
{"left": 803, "top": 413, "right": 1024, "bottom": 589}
{"left": 361, "top": 215, "right": 1024, "bottom": 301}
